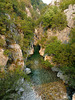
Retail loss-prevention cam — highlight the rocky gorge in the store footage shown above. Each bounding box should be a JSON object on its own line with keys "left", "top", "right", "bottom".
{"left": 0, "top": 0, "right": 75, "bottom": 100}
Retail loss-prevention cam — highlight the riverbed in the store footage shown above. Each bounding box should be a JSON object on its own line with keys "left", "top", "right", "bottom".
{"left": 20, "top": 46, "right": 70, "bottom": 100}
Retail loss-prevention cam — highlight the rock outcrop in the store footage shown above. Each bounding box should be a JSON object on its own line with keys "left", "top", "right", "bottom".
{"left": 64, "top": 4, "right": 75, "bottom": 28}
{"left": 39, "top": 47, "right": 45, "bottom": 56}
{"left": 28, "top": 48, "right": 34, "bottom": 55}
{"left": 34, "top": 28, "right": 43, "bottom": 45}
{"left": 44, "top": 55, "right": 54, "bottom": 65}
{"left": 0, "top": 48, "right": 8, "bottom": 66}
{"left": 34, "top": 81, "right": 68, "bottom": 100}
{"left": 36, "top": 8, "right": 40, "bottom": 15}
{"left": 25, "top": 68, "right": 31, "bottom": 74}
{"left": 47, "top": 27, "right": 70, "bottom": 43}
{"left": 26, "top": 7, "right": 32, "bottom": 17}
{"left": 9, "top": 44, "right": 24, "bottom": 68}
{"left": 72, "top": 93, "right": 75, "bottom": 100}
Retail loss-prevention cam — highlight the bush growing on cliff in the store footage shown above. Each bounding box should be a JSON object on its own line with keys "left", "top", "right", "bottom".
{"left": 45, "top": 28, "right": 75, "bottom": 87}
{"left": 42, "top": 6, "right": 67, "bottom": 30}
{"left": 59, "top": 0, "right": 75, "bottom": 11}
{"left": 0, "top": 66, "right": 28, "bottom": 99}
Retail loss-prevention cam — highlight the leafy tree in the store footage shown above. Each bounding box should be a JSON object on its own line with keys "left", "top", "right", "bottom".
{"left": 59, "top": 0, "right": 75, "bottom": 11}
{"left": 42, "top": 6, "right": 67, "bottom": 30}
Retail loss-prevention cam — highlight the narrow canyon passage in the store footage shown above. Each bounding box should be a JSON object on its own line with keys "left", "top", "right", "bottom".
{"left": 20, "top": 46, "right": 70, "bottom": 100}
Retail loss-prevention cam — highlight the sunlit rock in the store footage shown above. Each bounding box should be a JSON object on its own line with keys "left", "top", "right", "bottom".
{"left": 0, "top": 48, "right": 8, "bottom": 66}
{"left": 64, "top": 4, "right": 75, "bottom": 28}
{"left": 47, "top": 27, "right": 70, "bottom": 43}
{"left": 72, "top": 93, "right": 75, "bottom": 100}
{"left": 36, "top": 8, "right": 40, "bottom": 15}
{"left": 26, "top": 7, "right": 31, "bottom": 17}
{"left": 25, "top": 68, "right": 31, "bottom": 74}
{"left": 39, "top": 47, "right": 45, "bottom": 56}
{"left": 44, "top": 55, "right": 54, "bottom": 65}
{"left": 9, "top": 44, "right": 24, "bottom": 68}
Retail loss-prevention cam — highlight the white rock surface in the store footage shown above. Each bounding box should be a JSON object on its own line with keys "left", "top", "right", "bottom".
{"left": 25, "top": 68, "right": 31, "bottom": 74}
{"left": 20, "top": 82, "right": 42, "bottom": 100}
{"left": 64, "top": 4, "right": 75, "bottom": 28}
{"left": 72, "top": 93, "right": 75, "bottom": 100}
{"left": 26, "top": 7, "right": 31, "bottom": 17}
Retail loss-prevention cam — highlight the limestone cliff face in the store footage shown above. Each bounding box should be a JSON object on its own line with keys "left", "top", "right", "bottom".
{"left": 0, "top": 35, "right": 8, "bottom": 66}
{"left": 64, "top": 4, "right": 75, "bottom": 28}
{"left": 47, "top": 27, "right": 70, "bottom": 43}
{"left": 9, "top": 44, "right": 24, "bottom": 69}
{"left": 34, "top": 4, "right": 75, "bottom": 56}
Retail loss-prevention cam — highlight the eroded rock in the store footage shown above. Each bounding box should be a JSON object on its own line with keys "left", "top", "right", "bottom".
{"left": 0, "top": 48, "right": 8, "bottom": 66}
{"left": 25, "top": 68, "right": 31, "bottom": 74}
{"left": 39, "top": 47, "right": 45, "bottom": 56}
{"left": 28, "top": 48, "right": 34, "bottom": 55}
{"left": 64, "top": 4, "right": 75, "bottom": 28}
{"left": 57, "top": 71, "right": 69, "bottom": 83}
{"left": 9, "top": 44, "right": 24, "bottom": 68}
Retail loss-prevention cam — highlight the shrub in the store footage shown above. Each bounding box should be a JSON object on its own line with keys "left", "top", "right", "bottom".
{"left": 42, "top": 6, "right": 67, "bottom": 30}
{"left": 59, "top": 0, "right": 75, "bottom": 11}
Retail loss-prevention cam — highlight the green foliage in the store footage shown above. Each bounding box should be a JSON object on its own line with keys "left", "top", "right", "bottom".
{"left": 69, "top": 28, "right": 75, "bottom": 44}
{"left": 41, "top": 59, "right": 53, "bottom": 68}
{"left": 3, "top": 49, "right": 11, "bottom": 56}
{"left": 45, "top": 29, "right": 75, "bottom": 87}
{"left": 59, "top": 0, "right": 75, "bottom": 10}
{"left": 42, "top": 6, "right": 67, "bottom": 30}
{"left": 31, "top": 0, "right": 46, "bottom": 11}
{"left": 45, "top": 39, "right": 61, "bottom": 55}
{"left": 0, "top": 37, "right": 5, "bottom": 47}
{"left": 0, "top": 66, "right": 28, "bottom": 99}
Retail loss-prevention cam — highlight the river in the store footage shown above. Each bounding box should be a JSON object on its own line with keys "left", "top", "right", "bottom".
{"left": 19, "top": 46, "right": 71, "bottom": 100}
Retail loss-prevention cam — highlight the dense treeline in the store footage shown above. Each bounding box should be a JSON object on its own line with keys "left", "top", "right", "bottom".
{"left": 35, "top": 5, "right": 67, "bottom": 30}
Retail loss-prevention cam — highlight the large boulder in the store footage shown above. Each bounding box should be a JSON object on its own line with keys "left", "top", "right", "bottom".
{"left": 25, "top": 68, "right": 31, "bottom": 74}
{"left": 9, "top": 44, "right": 24, "bottom": 68}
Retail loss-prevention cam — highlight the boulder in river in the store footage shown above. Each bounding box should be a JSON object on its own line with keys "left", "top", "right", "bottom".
{"left": 25, "top": 68, "right": 31, "bottom": 74}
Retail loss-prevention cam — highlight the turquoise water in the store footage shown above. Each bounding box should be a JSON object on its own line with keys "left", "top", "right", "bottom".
{"left": 20, "top": 46, "right": 70, "bottom": 100}
{"left": 28, "top": 45, "right": 60, "bottom": 85}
